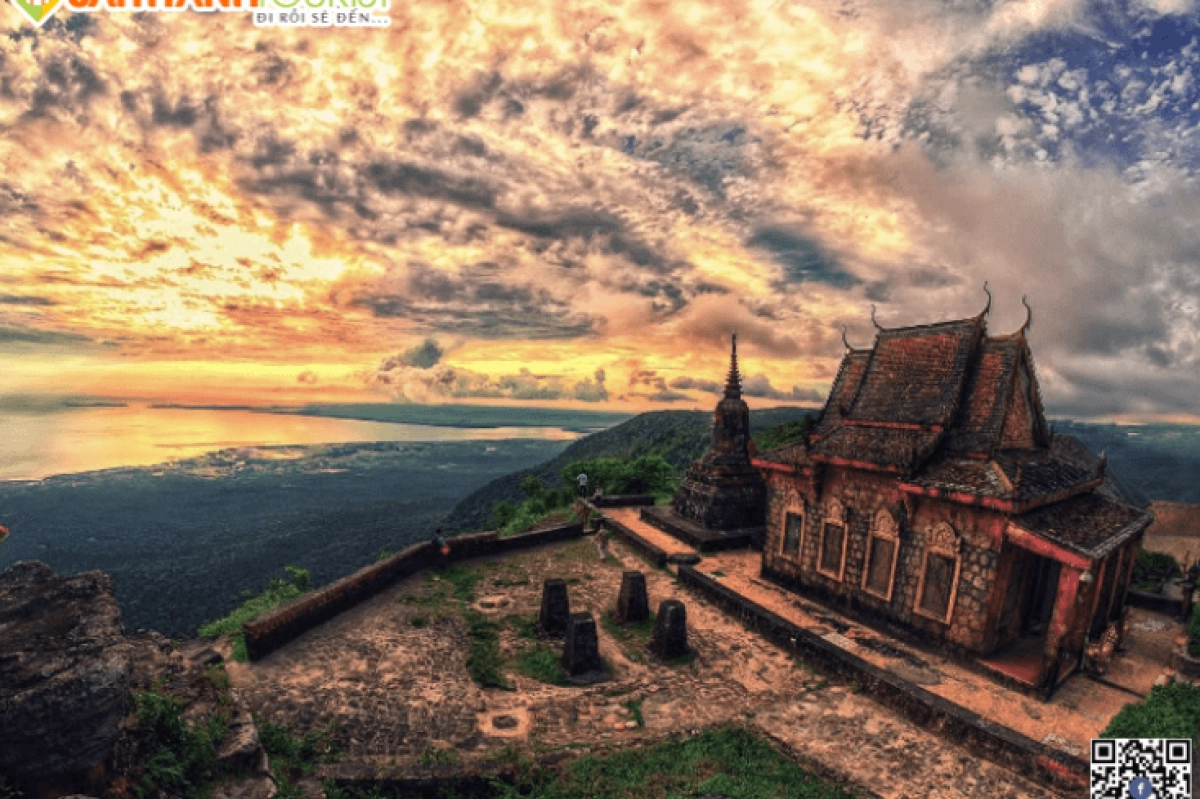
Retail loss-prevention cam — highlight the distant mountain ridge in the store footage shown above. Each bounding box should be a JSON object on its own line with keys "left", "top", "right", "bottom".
{"left": 443, "top": 413, "right": 1200, "bottom": 533}
{"left": 442, "top": 407, "right": 815, "bottom": 531}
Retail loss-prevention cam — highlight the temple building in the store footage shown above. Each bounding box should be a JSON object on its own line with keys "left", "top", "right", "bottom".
{"left": 641, "top": 333, "right": 768, "bottom": 551}
{"left": 751, "top": 295, "right": 1154, "bottom": 698}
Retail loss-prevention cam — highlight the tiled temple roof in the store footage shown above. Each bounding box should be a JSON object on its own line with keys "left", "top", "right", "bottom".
{"left": 905, "top": 435, "right": 1100, "bottom": 505}
{"left": 845, "top": 318, "right": 983, "bottom": 427}
{"left": 810, "top": 425, "right": 944, "bottom": 472}
{"left": 1010, "top": 491, "right": 1153, "bottom": 559}
{"left": 943, "top": 337, "right": 1023, "bottom": 455}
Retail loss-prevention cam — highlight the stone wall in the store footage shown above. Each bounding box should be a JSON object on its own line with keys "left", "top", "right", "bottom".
{"left": 676, "top": 564, "right": 1088, "bottom": 793}
{"left": 762, "top": 468, "right": 1005, "bottom": 655}
{"left": 243, "top": 523, "right": 585, "bottom": 660}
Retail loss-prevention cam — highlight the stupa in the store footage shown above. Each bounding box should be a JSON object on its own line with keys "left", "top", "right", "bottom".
{"left": 640, "top": 333, "right": 766, "bottom": 550}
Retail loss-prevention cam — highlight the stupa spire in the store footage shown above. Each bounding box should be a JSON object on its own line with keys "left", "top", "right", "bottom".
{"left": 725, "top": 330, "right": 742, "bottom": 399}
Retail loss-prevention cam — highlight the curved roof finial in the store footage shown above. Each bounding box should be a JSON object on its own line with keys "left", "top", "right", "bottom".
{"left": 841, "top": 325, "right": 852, "bottom": 351}
{"left": 1021, "top": 294, "right": 1033, "bottom": 333}
{"left": 870, "top": 304, "right": 884, "bottom": 332}
{"left": 980, "top": 281, "right": 993, "bottom": 318}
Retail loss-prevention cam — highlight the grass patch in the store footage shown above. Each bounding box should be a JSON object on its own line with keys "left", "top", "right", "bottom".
{"left": 410, "top": 615, "right": 428, "bottom": 628}
{"left": 204, "top": 664, "right": 232, "bottom": 694}
{"left": 464, "top": 610, "right": 510, "bottom": 690}
{"left": 131, "top": 691, "right": 232, "bottom": 799}
{"left": 505, "top": 614, "right": 539, "bottom": 641}
{"left": 439, "top": 564, "right": 484, "bottom": 603}
{"left": 600, "top": 610, "right": 656, "bottom": 664}
{"left": 623, "top": 699, "right": 645, "bottom": 728}
{"left": 513, "top": 641, "right": 570, "bottom": 687}
{"left": 259, "top": 719, "right": 340, "bottom": 799}
{"left": 197, "top": 566, "right": 311, "bottom": 662}
{"left": 490, "top": 724, "right": 856, "bottom": 799}
{"left": 1101, "top": 682, "right": 1200, "bottom": 739}
{"left": 419, "top": 746, "right": 462, "bottom": 767}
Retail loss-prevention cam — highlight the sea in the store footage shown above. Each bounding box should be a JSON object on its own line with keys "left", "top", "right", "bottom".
{"left": 0, "top": 404, "right": 578, "bottom": 482}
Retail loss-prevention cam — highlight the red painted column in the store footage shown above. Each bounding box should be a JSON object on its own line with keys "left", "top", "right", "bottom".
{"left": 1041, "top": 566, "right": 1082, "bottom": 695}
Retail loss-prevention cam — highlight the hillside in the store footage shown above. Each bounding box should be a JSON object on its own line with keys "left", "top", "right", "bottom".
{"left": 442, "top": 407, "right": 816, "bottom": 532}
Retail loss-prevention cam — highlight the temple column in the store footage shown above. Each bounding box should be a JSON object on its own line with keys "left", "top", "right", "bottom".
{"left": 1040, "top": 565, "right": 1082, "bottom": 698}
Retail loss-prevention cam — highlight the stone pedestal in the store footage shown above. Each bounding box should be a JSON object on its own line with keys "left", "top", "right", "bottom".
{"left": 616, "top": 571, "right": 650, "bottom": 624}
{"left": 561, "top": 613, "right": 602, "bottom": 675}
{"left": 539, "top": 579, "right": 570, "bottom": 636}
{"left": 650, "top": 600, "right": 689, "bottom": 660}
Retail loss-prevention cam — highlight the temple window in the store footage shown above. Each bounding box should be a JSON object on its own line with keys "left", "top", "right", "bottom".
{"left": 862, "top": 508, "right": 900, "bottom": 601}
{"left": 915, "top": 522, "right": 961, "bottom": 623}
{"left": 782, "top": 510, "right": 803, "bottom": 557}
{"left": 817, "top": 499, "right": 848, "bottom": 581}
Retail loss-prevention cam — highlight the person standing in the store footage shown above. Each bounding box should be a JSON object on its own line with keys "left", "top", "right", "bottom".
{"left": 576, "top": 472, "right": 588, "bottom": 498}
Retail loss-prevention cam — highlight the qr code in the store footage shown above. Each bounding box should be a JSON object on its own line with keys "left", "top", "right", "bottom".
{"left": 1092, "top": 739, "right": 1192, "bottom": 799}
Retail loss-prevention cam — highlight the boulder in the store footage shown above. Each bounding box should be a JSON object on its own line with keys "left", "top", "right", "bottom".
{"left": 0, "top": 561, "right": 132, "bottom": 785}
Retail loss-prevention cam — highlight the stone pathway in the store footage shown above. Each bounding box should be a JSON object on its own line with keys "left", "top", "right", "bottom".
{"left": 227, "top": 535, "right": 1063, "bottom": 798}
{"left": 695, "top": 547, "right": 1181, "bottom": 761}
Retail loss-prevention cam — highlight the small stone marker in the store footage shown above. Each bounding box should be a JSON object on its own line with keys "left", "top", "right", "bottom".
{"left": 561, "top": 612, "right": 604, "bottom": 678}
{"left": 616, "top": 571, "right": 649, "bottom": 623}
{"left": 650, "top": 599, "right": 688, "bottom": 660}
{"left": 539, "top": 578, "right": 570, "bottom": 636}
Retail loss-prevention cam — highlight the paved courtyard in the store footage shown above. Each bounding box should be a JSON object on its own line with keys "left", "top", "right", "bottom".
{"left": 227, "top": 532, "right": 1078, "bottom": 798}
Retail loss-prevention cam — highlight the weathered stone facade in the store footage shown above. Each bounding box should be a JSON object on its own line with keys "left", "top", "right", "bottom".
{"left": 753, "top": 302, "right": 1155, "bottom": 697}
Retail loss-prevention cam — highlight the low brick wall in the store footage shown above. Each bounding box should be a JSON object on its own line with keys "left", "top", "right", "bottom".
{"left": 243, "top": 524, "right": 586, "bottom": 661}
{"left": 591, "top": 494, "right": 656, "bottom": 508}
{"left": 244, "top": 541, "right": 435, "bottom": 661}
{"left": 676, "top": 565, "right": 1089, "bottom": 794}
{"left": 1126, "top": 588, "right": 1183, "bottom": 616}
{"left": 602, "top": 516, "right": 668, "bottom": 568}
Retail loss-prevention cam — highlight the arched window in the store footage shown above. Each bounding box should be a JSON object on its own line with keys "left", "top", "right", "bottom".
{"left": 862, "top": 508, "right": 900, "bottom": 601}
{"left": 817, "top": 499, "right": 849, "bottom": 582}
{"left": 915, "top": 522, "right": 961, "bottom": 623}
{"left": 781, "top": 502, "right": 804, "bottom": 559}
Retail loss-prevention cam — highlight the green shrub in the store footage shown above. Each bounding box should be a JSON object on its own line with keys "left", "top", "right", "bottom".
{"left": 1101, "top": 682, "right": 1200, "bottom": 739}
{"left": 520, "top": 476, "right": 545, "bottom": 499}
{"left": 1132, "top": 551, "right": 1180, "bottom": 591}
{"left": 197, "top": 566, "right": 312, "bottom": 662}
{"left": 133, "top": 691, "right": 230, "bottom": 798}
{"left": 259, "top": 719, "right": 340, "bottom": 799}
{"left": 560, "top": 455, "right": 677, "bottom": 497}
{"left": 491, "top": 500, "right": 517, "bottom": 528}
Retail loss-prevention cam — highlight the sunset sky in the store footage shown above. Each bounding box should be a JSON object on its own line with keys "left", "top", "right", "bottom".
{"left": 1, "top": 0, "right": 1198, "bottom": 419}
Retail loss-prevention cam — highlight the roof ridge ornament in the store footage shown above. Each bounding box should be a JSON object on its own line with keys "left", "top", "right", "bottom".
{"left": 841, "top": 325, "right": 854, "bottom": 351}
{"left": 1021, "top": 294, "right": 1033, "bottom": 334}
{"left": 870, "top": 304, "right": 884, "bottom": 332}
{"left": 979, "top": 281, "right": 993, "bottom": 319}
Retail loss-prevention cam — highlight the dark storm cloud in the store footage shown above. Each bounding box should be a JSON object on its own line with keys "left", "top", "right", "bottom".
{"left": 351, "top": 263, "right": 595, "bottom": 340}
{"left": 0, "top": 325, "right": 90, "bottom": 345}
{"left": 0, "top": 294, "right": 55, "bottom": 306}
{"left": 494, "top": 207, "right": 672, "bottom": 272}
{"left": 400, "top": 337, "right": 444, "bottom": 369}
{"left": 365, "top": 160, "right": 499, "bottom": 210}
{"left": 749, "top": 226, "right": 858, "bottom": 288}
{"left": 742, "top": 373, "right": 824, "bottom": 403}
{"left": 23, "top": 51, "right": 105, "bottom": 120}
{"left": 668, "top": 376, "right": 722, "bottom": 394}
